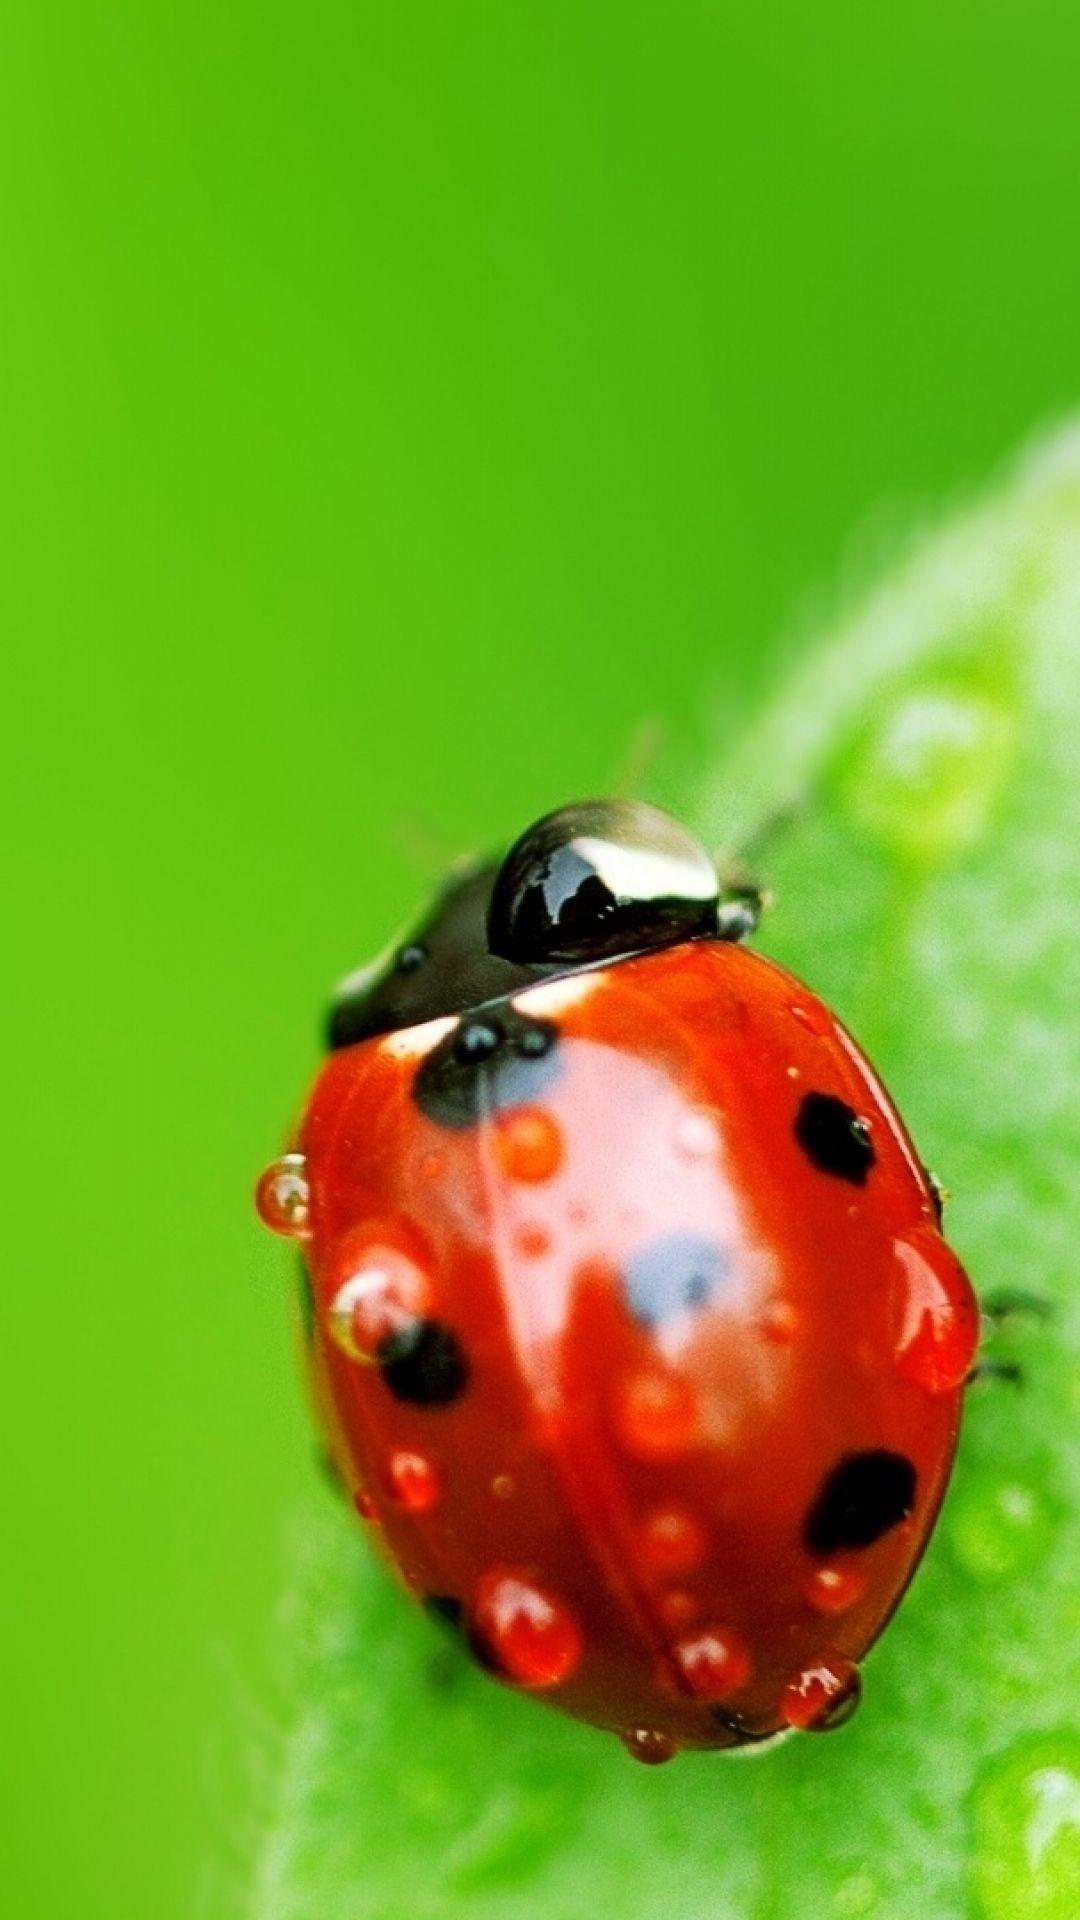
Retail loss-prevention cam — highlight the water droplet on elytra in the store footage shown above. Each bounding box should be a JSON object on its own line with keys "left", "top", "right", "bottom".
{"left": 255, "top": 1153, "right": 312, "bottom": 1239}
{"left": 673, "top": 1627, "right": 751, "bottom": 1701}
{"left": 471, "top": 1569, "right": 583, "bottom": 1689}
{"left": 780, "top": 1653, "right": 861, "bottom": 1731}
{"left": 387, "top": 1449, "right": 440, "bottom": 1513}
{"left": 805, "top": 1562, "right": 866, "bottom": 1614}
{"left": 656, "top": 1588, "right": 697, "bottom": 1629}
{"left": 492, "top": 1105, "right": 564, "bottom": 1183}
{"left": 760, "top": 1298, "right": 799, "bottom": 1344}
{"left": 971, "top": 1731, "right": 1080, "bottom": 1916}
{"left": 620, "top": 1728, "right": 679, "bottom": 1765}
{"left": 638, "top": 1505, "right": 707, "bottom": 1579}
{"left": 674, "top": 1109, "right": 722, "bottom": 1160}
{"left": 515, "top": 1222, "right": 551, "bottom": 1259}
{"left": 612, "top": 1371, "right": 700, "bottom": 1460}
{"left": 324, "top": 1227, "right": 435, "bottom": 1361}
{"left": 892, "top": 1227, "right": 980, "bottom": 1394}
{"left": 948, "top": 1472, "right": 1057, "bottom": 1584}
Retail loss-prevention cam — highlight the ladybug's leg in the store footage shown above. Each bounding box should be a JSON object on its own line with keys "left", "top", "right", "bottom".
{"left": 966, "top": 1358, "right": 1025, "bottom": 1388}
{"left": 316, "top": 1445, "right": 350, "bottom": 1499}
{"left": 967, "top": 1291, "right": 1054, "bottom": 1387}
{"left": 714, "top": 794, "right": 804, "bottom": 942}
{"left": 981, "top": 1288, "right": 1055, "bottom": 1326}
{"left": 610, "top": 716, "right": 666, "bottom": 798}
{"left": 717, "top": 876, "right": 769, "bottom": 942}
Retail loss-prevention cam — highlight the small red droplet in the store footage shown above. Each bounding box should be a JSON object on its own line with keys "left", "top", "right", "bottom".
{"left": 805, "top": 1563, "right": 866, "bottom": 1614}
{"left": 255, "top": 1153, "right": 312, "bottom": 1239}
{"left": 620, "top": 1728, "right": 679, "bottom": 1765}
{"left": 780, "top": 1653, "right": 861, "bottom": 1731}
{"left": 638, "top": 1506, "right": 708, "bottom": 1579}
{"left": 492, "top": 1106, "right": 564, "bottom": 1183}
{"left": 613, "top": 1372, "right": 700, "bottom": 1460}
{"left": 656, "top": 1588, "right": 697, "bottom": 1629}
{"left": 324, "top": 1226, "right": 435, "bottom": 1361}
{"left": 387, "top": 1449, "right": 440, "bottom": 1513}
{"left": 760, "top": 1298, "right": 799, "bottom": 1343}
{"left": 354, "top": 1488, "right": 377, "bottom": 1520}
{"left": 472, "top": 1569, "right": 583, "bottom": 1689}
{"left": 673, "top": 1628, "right": 751, "bottom": 1701}
{"left": 515, "top": 1222, "right": 551, "bottom": 1259}
{"left": 893, "top": 1230, "right": 980, "bottom": 1394}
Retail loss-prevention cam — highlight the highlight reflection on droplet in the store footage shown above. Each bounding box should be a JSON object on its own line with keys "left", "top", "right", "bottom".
{"left": 325, "top": 1226, "right": 435, "bottom": 1361}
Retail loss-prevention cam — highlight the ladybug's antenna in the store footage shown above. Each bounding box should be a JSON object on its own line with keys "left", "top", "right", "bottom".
{"left": 715, "top": 792, "right": 805, "bottom": 873}
{"left": 391, "top": 813, "right": 460, "bottom": 880}
{"left": 610, "top": 716, "right": 666, "bottom": 801}
{"left": 712, "top": 792, "right": 807, "bottom": 940}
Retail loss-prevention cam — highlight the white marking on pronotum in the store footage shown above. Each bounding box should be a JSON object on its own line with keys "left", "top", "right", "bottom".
{"left": 512, "top": 973, "right": 601, "bottom": 1019}
{"left": 379, "top": 1014, "right": 457, "bottom": 1062}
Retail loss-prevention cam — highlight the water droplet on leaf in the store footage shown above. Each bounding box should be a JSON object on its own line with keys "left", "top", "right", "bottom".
{"left": 949, "top": 1473, "right": 1057, "bottom": 1584}
{"left": 971, "top": 1731, "right": 1080, "bottom": 1916}
{"left": 838, "top": 681, "right": 1015, "bottom": 864}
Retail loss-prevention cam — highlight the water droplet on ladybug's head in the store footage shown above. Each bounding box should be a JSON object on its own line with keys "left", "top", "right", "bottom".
{"left": 487, "top": 800, "right": 720, "bottom": 965}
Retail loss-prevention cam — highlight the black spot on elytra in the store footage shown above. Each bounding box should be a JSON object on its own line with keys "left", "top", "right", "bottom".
{"left": 795, "top": 1092, "right": 876, "bottom": 1185}
{"left": 412, "top": 1007, "right": 560, "bottom": 1130}
{"left": 624, "top": 1233, "right": 729, "bottom": 1327}
{"left": 378, "top": 1318, "right": 469, "bottom": 1406}
{"left": 805, "top": 1449, "right": 917, "bottom": 1555}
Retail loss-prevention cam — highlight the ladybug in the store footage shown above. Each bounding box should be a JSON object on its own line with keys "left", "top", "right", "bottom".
{"left": 255, "top": 800, "right": 979, "bottom": 1759}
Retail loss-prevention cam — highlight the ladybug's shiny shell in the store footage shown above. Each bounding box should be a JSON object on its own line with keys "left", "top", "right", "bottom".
{"left": 257, "top": 805, "right": 977, "bottom": 1757}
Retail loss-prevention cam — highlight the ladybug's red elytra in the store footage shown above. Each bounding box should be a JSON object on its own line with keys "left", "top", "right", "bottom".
{"left": 256, "top": 800, "right": 979, "bottom": 1759}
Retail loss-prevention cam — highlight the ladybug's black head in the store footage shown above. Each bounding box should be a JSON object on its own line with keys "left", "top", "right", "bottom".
{"left": 327, "top": 800, "right": 722, "bottom": 1050}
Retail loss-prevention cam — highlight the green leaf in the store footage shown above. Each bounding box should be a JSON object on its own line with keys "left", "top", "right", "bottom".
{"left": 232, "top": 427, "right": 1080, "bottom": 1920}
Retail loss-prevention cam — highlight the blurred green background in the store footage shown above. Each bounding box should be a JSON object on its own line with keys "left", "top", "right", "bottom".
{"left": 4, "top": 3, "right": 1080, "bottom": 1915}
